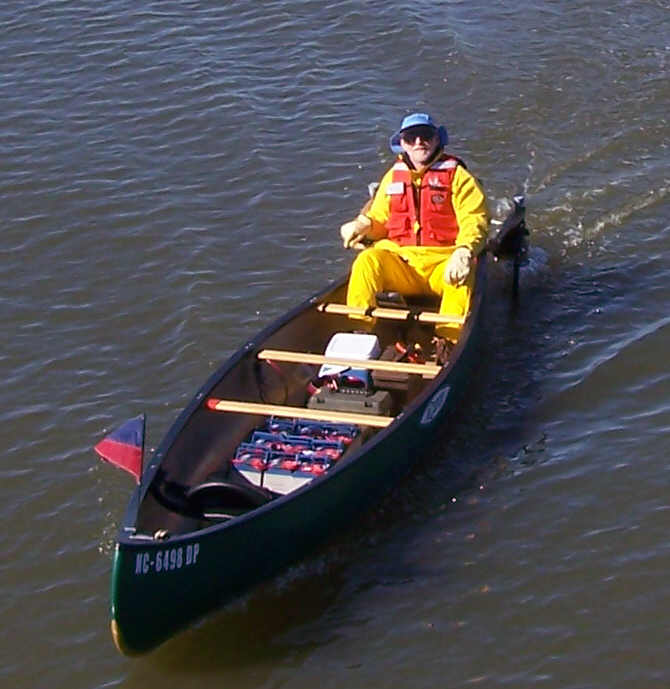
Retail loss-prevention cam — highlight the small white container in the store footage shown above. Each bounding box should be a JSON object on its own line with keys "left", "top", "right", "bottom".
{"left": 318, "top": 332, "right": 381, "bottom": 379}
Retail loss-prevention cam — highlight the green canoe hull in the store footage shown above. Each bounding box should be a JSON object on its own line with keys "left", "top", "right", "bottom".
{"left": 110, "top": 262, "right": 487, "bottom": 655}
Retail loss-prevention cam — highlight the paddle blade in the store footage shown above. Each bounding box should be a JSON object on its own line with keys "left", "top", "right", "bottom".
{"left": 94, "top": 415, "right": 145, "bottom": 483}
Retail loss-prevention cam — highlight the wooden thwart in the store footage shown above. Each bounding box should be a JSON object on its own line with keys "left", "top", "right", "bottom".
{"left": 258, "top": 349, "right": 441, "bottom": 378}
{"left": 317, "top": 302, "right": 466, "bottom": 325}
{"left": 206, "top": 398, "right": 393, "bottom": 428}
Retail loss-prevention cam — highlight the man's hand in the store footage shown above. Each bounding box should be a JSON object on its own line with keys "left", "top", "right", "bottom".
{"left": 340, "top": 214, "right": 372, "bottom": 250}
{"left": 444, "top": 246, "right": 473, "bottom": 285}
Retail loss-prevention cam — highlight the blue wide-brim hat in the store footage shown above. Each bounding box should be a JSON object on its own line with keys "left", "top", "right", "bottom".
{"left": 389, "top": 112, "right": 448, "bottom": 154}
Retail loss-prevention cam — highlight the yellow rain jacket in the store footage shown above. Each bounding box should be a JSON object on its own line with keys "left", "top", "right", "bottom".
{"left": 346, "top": 157, "right": 489, "bottom": 339}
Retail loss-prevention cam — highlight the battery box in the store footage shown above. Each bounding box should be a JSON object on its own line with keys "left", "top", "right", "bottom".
{"left": 307, "top": 387, "right": 393, "bottom": 416}
{"left": 231, "top": 418, "right": 359, "bottom": 495}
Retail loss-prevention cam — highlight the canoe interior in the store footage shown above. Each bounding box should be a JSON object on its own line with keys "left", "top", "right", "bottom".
{"left": 132, "top": 278, "right": 455, "bottom": 538}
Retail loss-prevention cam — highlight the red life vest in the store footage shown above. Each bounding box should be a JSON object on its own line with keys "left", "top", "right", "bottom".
{"left": 385, "top": 155, "right": 462, "bottom": 246}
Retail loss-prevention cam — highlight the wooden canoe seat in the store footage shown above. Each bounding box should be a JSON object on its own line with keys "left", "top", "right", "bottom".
{"left": 205, "top": 398, "right": 393, "bottom": 428}
{"left": 257, "top": 349, "right": 441, "bottom": 379}
{"left": 317, "top": 302, "right": 466, "bottom": 325}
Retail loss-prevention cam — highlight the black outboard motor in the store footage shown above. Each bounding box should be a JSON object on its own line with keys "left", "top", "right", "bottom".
{"left": 487, "top": 195, "right": 530, "bottom": 299}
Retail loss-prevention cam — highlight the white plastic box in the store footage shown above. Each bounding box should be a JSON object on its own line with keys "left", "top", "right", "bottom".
{"left": 318, "top": 332, "right": 381, "bottom": 384}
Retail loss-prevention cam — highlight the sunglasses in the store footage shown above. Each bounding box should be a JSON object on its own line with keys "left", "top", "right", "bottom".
{"left": 400, "top": 125, "right": 437, "bottom": 142}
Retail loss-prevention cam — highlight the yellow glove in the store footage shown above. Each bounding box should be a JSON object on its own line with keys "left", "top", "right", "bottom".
{"left": 444, "top": 247, "right": 473, "bottom": 285}
{"left": 340, "top": 214, "right": 372, "bottom": 250}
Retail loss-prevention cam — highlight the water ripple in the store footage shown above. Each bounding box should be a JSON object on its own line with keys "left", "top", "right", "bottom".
{"left": 2, "top": 0, "right": 670, "bottom": 687}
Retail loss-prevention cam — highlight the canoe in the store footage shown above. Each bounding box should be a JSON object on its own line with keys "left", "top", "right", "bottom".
{"left": 102, "top": 198, "right": 528, "bottom": 655}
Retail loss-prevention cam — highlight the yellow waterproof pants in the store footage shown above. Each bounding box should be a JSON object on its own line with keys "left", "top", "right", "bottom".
{"left": 346, "top": 240, "right": 475, "bottom": 340}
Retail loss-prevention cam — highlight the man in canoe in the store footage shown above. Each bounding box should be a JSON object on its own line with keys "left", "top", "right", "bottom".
{"left": 339, "top": 112, "right": 489, "bottom": 362}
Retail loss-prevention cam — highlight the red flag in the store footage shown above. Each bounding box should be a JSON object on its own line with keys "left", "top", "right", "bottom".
{"left": 94, "top": 415, "right": 145, "bottom": 483}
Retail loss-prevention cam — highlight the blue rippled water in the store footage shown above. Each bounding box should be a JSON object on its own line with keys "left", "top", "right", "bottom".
{"left": 1, "top": 1, "right": 668, "bottom": 687}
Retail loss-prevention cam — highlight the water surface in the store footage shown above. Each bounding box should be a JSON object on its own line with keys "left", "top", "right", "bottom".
{"left": 1, "top": 1, "right": 669, "bottom": 687}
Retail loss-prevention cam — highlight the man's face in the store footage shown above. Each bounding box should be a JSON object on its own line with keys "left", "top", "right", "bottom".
{"left": 399, "top": 125, "right": 439, "bottom": 169}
